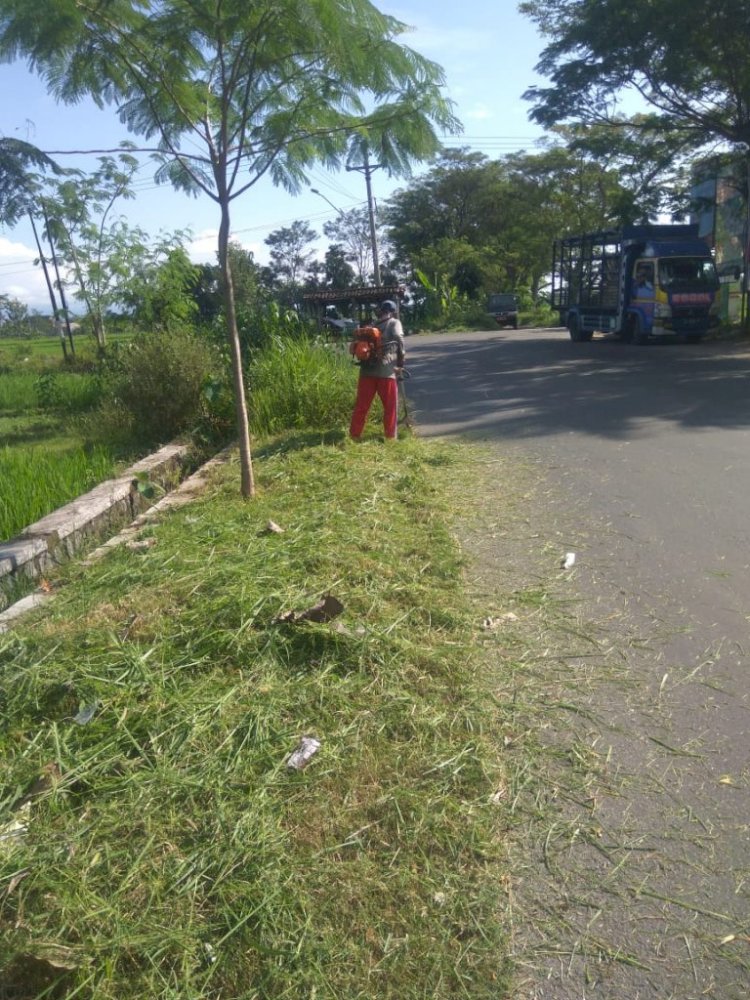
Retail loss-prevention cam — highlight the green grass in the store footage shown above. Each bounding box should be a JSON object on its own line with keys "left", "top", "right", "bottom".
{"left": 0, "top": 340, "right": 131, "bottom": 541}
{"left": 0, "top": 332, "right": 132, "bottom": 369}
{"left": 0, "top": 372, "right": 101, "bottom": 413}
{"left": 247, "top": 335, "right": 358, "bottom": 435}
{"left": 0, "top": 444, "right": 118, "bottom": 540}
{"left": 0, "top": 435, "right": 512, "bottom": 999}
{"left": 0, "top": 368, "right": 118, "bottom": 541}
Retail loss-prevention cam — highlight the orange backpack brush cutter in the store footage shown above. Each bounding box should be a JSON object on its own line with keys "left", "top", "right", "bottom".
{"left": 349, "top": 326, "right": 382, "bottom": 364}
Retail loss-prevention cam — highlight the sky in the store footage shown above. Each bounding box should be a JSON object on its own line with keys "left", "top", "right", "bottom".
{"left": 0, "top": 0, "right": 552, "bottom": 313}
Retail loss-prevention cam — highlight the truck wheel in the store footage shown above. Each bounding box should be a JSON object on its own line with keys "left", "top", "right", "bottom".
{"left": 568, "top": 315, "right": 584, "bottom": 342}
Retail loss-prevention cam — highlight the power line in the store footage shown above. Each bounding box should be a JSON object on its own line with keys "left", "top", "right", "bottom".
{"left": 0, "top": 258, "right": 36, "bottom": 268}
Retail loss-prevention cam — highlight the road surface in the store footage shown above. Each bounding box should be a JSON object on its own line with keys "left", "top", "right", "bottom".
{"left": 405, "top": 326, "right": 750, "bottom": 999}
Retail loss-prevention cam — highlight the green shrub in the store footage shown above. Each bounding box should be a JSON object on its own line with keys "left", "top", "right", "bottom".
{"left": 35, "top": 371, "right": 103, "bottom": 414}
{"left": 247, "top": 336, "right": 356, "bottom": 436}
{"left": 88, "top": 328, "right": 221, "bottom": 447}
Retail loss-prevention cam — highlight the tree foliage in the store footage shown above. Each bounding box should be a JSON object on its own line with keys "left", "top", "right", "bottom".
{"left": 520, "top": 0, "right": 750, "bottom": 152}
{"left": 383, "top": 143, "right": 651, "bottom": 301}
{"left": 43, "top": 151, "right": 140, "bottom": 349}
{"left": 322, "top": 207, "right": 377, "bottom": 283}
{"left": 0, "top": 0, "right": 460, "bottom": 496}
{"left": 264, "top": 220, "right": 318, "bottom": 299}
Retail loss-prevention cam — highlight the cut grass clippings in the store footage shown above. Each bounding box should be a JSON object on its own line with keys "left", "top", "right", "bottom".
{"left": 0, "top": 434, "right": 512, "bottom": 999}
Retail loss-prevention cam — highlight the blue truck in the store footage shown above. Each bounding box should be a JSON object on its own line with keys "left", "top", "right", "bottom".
{"left": 551, "top": 224, "right": 720, "bottom": 343}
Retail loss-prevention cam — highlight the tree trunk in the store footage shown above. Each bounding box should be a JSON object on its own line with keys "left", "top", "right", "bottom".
{"left": 68, "top": 239, "right": 106, "bottom": 353}
{"left": 29, "top": 212, "right": 66, "bottom": 360}
{"left": 218, "top": 198, "right": 255, "bottom": 498}
{"left": 41, "top": 203, "right": 75, "bottom": 357}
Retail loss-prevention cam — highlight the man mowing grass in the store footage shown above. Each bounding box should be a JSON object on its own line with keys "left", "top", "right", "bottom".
{"left": 349, "top": 300, "right": 406, "bottom": 441}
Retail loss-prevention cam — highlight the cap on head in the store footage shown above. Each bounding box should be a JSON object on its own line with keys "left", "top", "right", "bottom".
{"left": 379, "top": 299, "right": 397, "bottom": 314}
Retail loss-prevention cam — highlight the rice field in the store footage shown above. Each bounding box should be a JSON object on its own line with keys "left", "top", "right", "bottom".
{"left": 0, "top": 336, "right": 118, "bottom": 541}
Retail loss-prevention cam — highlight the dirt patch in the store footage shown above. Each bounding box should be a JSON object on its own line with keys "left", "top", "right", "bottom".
{"left": 457, "top": 443, "right": 750, "bottom": 999}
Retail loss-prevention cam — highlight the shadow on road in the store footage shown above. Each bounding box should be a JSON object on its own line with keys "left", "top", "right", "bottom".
{"left": 405, "top": 329, "right": 750, "bottom": 439}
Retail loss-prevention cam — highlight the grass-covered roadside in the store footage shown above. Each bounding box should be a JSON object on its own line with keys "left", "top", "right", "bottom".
{"left": 0, "top": 434, "right": 512, "bottom": 999}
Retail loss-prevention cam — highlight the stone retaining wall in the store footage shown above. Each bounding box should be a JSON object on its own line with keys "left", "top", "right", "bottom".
{"left": 0, "top": 443, "right": 190, "bottom": 611}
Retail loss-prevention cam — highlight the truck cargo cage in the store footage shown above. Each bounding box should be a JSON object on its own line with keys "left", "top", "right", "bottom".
{"left": 552, "top": 230, "right": 622, "bottom": 314}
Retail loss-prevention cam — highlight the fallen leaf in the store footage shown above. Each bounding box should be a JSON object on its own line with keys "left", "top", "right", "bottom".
{"left": 27, "top": 942, "right": 84, "bottom": 970}
{"left": 3, "top": 869, "right": 29, "bottom": 899}
{"left": 276, "top": 594, "right": 344, "bottom": 624}
{"left": 17, "top": 763, "right": 62, "bottom": 808}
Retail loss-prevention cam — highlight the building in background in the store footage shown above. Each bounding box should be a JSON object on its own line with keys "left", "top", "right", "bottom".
{"left": 692, "top": 159, "right": 748, "bottom": 324}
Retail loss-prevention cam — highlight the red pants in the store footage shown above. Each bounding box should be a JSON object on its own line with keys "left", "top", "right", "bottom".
{"left": 350, "top": 376, "right": 399, "bottom": 439}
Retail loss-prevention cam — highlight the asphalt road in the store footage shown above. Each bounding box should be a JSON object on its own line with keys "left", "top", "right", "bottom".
{"left": 404, "top": 326, "right": 750, "bottom": 999}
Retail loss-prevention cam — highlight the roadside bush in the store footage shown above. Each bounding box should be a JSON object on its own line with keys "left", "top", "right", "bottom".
{"left": 247, "top": 335, "right": 356, "bottom": 435}
{"left": 35, "top": 371, "right": 102, "bottom": 414}
{"left": 523, "top": 301, "right": 558, "bottom": 328}
{"left": 86, "top": 328, "right": 221, "bottom": 447}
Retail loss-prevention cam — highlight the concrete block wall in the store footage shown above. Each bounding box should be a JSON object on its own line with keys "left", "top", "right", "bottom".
{"left": 0, "top": 443, "right": 190, "bottom": 611}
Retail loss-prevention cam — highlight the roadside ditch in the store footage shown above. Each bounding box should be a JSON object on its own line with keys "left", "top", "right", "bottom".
{"left": 0, "top": 443, "right": 231, "bottom": 631}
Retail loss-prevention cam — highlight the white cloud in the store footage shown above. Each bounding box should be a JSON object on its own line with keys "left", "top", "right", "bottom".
{"left": 0, "top": 236, "right": 52, "bottom": 313}
{"left": 187, "top": 230, "right": 220, "bottom": 264}
{"left": 464, "top": 104, "right": 494, "bottom": 121}
{"left": 0, "top": 236, "right": 35, "bottom": 262}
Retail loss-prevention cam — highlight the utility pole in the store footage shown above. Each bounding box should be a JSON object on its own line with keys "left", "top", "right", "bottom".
{"left": 347, "top": 146, "right": 383, "bottom": 286}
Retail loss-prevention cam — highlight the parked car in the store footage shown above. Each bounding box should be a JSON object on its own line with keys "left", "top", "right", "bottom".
{"left": 487, "top": 293, "right": 519, "bottom": 329}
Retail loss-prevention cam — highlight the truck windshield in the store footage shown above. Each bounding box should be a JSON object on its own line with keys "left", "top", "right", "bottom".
{"left": 659, "top": 257, "right": 719, "bottom": 290}
{"left": 488, "top": 294, "right": 517, "bottom": 311}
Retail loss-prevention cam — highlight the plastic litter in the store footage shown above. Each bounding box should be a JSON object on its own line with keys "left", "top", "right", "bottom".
{"left": 286, "top": 737, "right": 321, "bottom": 771}
{"left": 73, "top": 702, "right": 99, "bottom": 726}
{"left": 561, "top": 552, "right": 576, "bottom": 569}
{"left": 0, "top": 802, "right": 30, "bottom": 855}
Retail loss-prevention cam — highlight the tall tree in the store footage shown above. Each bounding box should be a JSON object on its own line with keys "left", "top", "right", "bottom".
{"left": 0, "top": 0, "right": 459, "bottom": 496}
{"left": 520, "top": 0, "right": 750, "bottom": 148}
{"left": 264, "top": 220, "right": 318, "bottom": 301}
{"left": 322, "top": 244, "right": 356, "bottom": 288}
{"left": 322, "top": 207, "right": 376, "bottom": 283}
{"left": 44, "top": 151, "right": 139, "bottom": 350}
{"left": 383, "top": 144, "right": 639, "bottom": 300}
{"left": 0, "top": 137, "right": 71, "bottom": 356}
{"left": 520, "top": 0, "right": 750, "bottom": 318}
